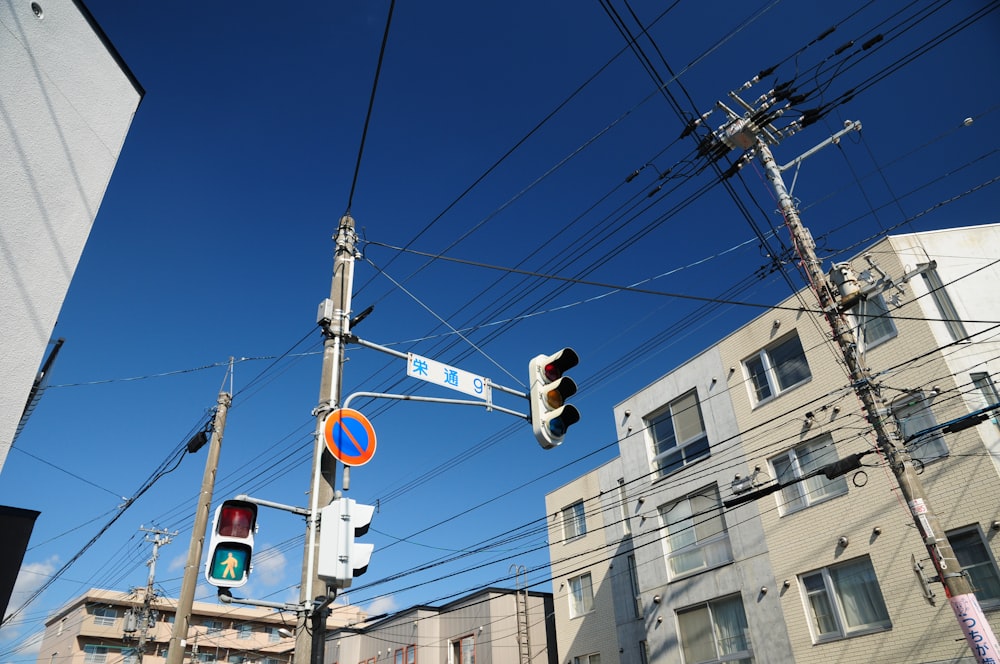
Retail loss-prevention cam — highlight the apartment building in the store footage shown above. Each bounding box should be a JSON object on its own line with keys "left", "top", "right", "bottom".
{"left": 325, "top": 587, "right": 555, "bottom": 664}
{"left": 548, "top": 224, "right": 1000, "bottom": 663}
{"left": 37, "top": 588, "right": 365, "bottom": 664}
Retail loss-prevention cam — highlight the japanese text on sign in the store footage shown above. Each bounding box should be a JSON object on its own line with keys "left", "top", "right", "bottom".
{"left": 407, "top": 353, "right": 490, "bottom": 401}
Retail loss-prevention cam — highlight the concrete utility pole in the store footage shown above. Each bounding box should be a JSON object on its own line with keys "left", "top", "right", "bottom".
{"left": 166, "top": 392, "right": 232, "bottom": 664}
{"left": 714, "top": 96, "right": 998, "bottom": 660}
{"left": 295, "top": 214, "right": 358, "bottom": 664}
{"left": 131, "top": 527, "right": 176, "bottom": 663}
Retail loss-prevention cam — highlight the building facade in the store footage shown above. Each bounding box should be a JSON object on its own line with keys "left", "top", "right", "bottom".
{"left": 37, "top": 588, "right": 365, "bottom": 664}
{"left": 548, "top": 224, "right": 1000, "bottom": 663}
{"left": 0, "top": 0, "right": 143, "bottom": 471}
{"left": 325, "top": 587, "right": 555, "bottom": 664}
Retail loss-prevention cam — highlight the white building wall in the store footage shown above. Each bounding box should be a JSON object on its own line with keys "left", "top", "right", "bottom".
{"left": 0, "top": 0, "right": 142, "bottom": 470}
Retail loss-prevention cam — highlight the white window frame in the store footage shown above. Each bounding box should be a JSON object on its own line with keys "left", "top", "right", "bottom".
{"left": 676, "top": 594, "right": 753, "bottom": 664}
{"left": 617, "top": 478, "right": 631, "bottom": 535}
{"left": 647, "top": 390, "right": 710, "bottom": 479}
{"left": 769, "top": 434, "right": 849, "bottom": 515}
{"left": 84, "top": 646, "right": 109, "bottom": 664}
{"left": 744, "top": 331, "right": 812, "bottom": 406}
{"left": 568, "top": 572, "right": 594, "bottom": 618}
{"left": 92, "top": 606, "right": 117, "bottom": 627}
{"left": 561, "top": 501, "right": 586, "bottom": 541}
{"left": 948, "top": 525, "right": 1000, "bottom": 608}
{"left": 627, "top": 555, "right": 642, "bottom": 620}
{"left": 892, "top": 392, "right": 948, "bottom": 463}
{"left": 203, "top": 619, "right": 223, "bottom": 635}
{"left": 573, "top": 655, "right": 601, "bottom": 664}
{"left": 851, "top": 293, "right": 897, "bottom": 352}
{"left": 659, "top": 484, "right": 732, "bottom": 580}
{"left": 971, "top": 372, "right": 1000, "bottom": 427}
{"left": 922, "top": 270, "right": 968, "bottom": 342}
{"left": 799, "top": 556, "right": 891, "bottom": 642}
{"left": 236, "top": 624, "right": 252, "bottom": 639}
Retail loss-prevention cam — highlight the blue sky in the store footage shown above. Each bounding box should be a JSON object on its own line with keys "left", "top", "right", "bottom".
{"left": 3, "top": 0, "right": 999, "bottom": 658}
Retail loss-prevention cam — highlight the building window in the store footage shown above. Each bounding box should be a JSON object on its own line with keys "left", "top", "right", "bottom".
{"left": 573, "top": 655, "right": 601, "bottom": 664}
{"left": 228, "top": 657, "right": 245, "bottom": 664}
{"left": 268, "top": 627, "right": 282, "bottom": 642}
{"left": 639, "top": 641, "right": 649, "bottom": 664}
{"left": 677, "top": 595, "right": 753, "bottom": 664}
{"left": 948, "top": 526, "right": 1000, "bottom": 607}
{"left": 770, "top": 434, "right": 849, "bottom": 514}
{"left": 627, "top": 555, "right": 642, "bottom": 619}
{"left": 562, "top": 501, "right": 586, "bottom": 540}
{"left": 893, "top": 393, "right": 948, "bottom": 463}
{"left": 744, "top": 332, "right": 811, "bottom": 405}
{"left": 922, "top": 270, "right": 968, "bottom": 341}
{"left": 659, "top": 484, "right": 732, "bottom": 579}
{"left": 236, "top": 624, "right": 252, "bottom": 639}
{"left": 800, "top": 556, "right": 891, "bottom": 641}
{"left": 262, "top": 659, "right": 281, "bottom": 664}
{"left": 92, "top": 606, "right": 117, "bottom": 626}
{"left": 852, "top": 294, "right": 896, "bottom": 351}
{"left": 203, "top": 620, "right": 223, "bottom": 635}
{"left": 394, "top": 646, "right": 415, "bottom": 664}
{"left": 648, "top": 390, "right": 710, "bottom": 478}
{"left": 617, "top": 478, "right": 631, "bottom": 535}
{"left": 453, "top": 635, "right": 474, "bottom": 664}
{"left": 195, "top": 654, "right": 215, "bottom": 663}
{"left": 568, "top": 573, "right": 594, "bottom": 617}
{"left": 971, "top": 372, "right": 1000, "bottom": 426}
{"left": 84, "top": 646, "right": 109, "bottom": 664}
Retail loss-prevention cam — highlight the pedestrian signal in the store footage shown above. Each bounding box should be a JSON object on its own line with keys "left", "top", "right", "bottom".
{"left": 529, "top": 348, "right": 581, "bottom": 449}
{"left": 205, "top": 499, "right": 257, "bottom": 588}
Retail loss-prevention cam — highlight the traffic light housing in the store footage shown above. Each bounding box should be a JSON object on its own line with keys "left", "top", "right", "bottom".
{"left": 529, "top": 348, "right": 581, "bottom": 449}
{"left": 204, "top": 499, "right": 257, "bottom": 588}
{"left": 317, "top": 497, "right": 375, "bottom": 589}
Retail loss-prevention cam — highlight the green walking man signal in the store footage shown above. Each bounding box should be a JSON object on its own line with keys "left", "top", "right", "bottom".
{"left": 204, "top": 499, "right": 257, "bottom": 588}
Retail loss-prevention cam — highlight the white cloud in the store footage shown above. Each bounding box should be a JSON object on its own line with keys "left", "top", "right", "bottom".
{"left": 364, "top": 594, "right": 397, "bottom": 617}
{"left": 167, "top": 552, "right": 188, "bottom": 573}
{"left": 5, "top": 556, "right": 59, "bottom": 623}
{"left": 251, "top": 546, "right": 287, "bottom": 587}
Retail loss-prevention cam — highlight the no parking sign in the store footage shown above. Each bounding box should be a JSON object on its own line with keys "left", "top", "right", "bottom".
{"left": 323, "top": 408, "right": 377, "bottom": 467}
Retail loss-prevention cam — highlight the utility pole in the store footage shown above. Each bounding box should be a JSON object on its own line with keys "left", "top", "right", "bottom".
{"left": 712, "top": 92, "right": 998, "bottom": 660}
{"left": 128, "top": 527, "right": 176, "bottom": 663}
{"left": 166, "top": 392, "right": 232, "bottom": 664}
{"left": 295, "top": 214, "right": 358, "bottom": 664}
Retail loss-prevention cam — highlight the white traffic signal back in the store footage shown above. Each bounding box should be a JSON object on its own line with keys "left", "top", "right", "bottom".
{"left": 318, "top": 497, "right": 375, "bottom": 589}
{"left": 205, "top": 500, "right": 257, "bottom": 588}
{"left": 529, "top": 348, "right": 581, "bottom": 449}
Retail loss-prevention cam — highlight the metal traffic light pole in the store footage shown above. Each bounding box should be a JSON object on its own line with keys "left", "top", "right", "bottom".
{"left": 166, "top": 391, "right": 232, "bottom": 664}
{"left": 295, "top": 214, "right": 358, "bottom": 664}
{"left": 716, "top": 96, "right": 998, "bottom": 659}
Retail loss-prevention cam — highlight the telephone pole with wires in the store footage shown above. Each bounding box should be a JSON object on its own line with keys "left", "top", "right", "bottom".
{"left": 703, "top": 82, "right": 998, "bottom": 661}
{"left": 166, "top": 390, "right": 232, "bottom": 664}
{"left": 125, "top": 526, "right": 176, "bottom": 663}
{"left": 295, "top": 213, "right": 358, "bottom": 664}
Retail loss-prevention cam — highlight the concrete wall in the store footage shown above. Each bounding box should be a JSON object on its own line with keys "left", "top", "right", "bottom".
{"left": 0, "top": 0, "right": 142, "bottom": 470}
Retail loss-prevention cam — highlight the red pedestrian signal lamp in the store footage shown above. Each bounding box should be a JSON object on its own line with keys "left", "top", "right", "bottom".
{"left": 529, "top": 348, "right": 581, "bottom": 449}
{"left": 205, "top": 499, "right": 257, "bottom": 588}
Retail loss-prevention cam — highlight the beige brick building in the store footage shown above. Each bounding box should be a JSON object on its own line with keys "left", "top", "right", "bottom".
{"left": 37, "top": 588, "right": 365, "bottom": 664}
{"left": 548, "top": 224, "right": 1000, "bottom": 664}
